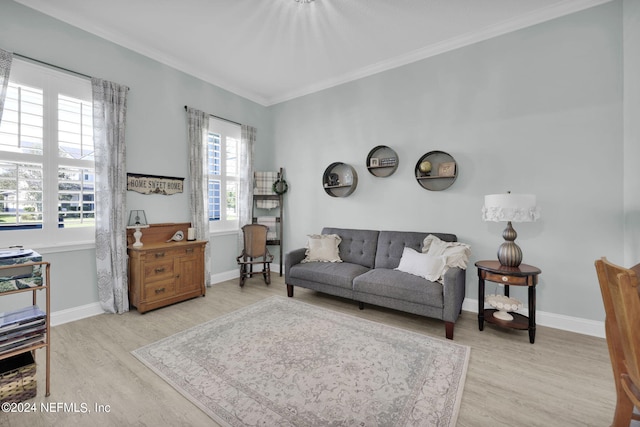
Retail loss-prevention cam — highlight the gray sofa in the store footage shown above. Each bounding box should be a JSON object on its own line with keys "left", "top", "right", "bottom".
{"left": 285, "top": 227, "right": 466, "bottom": 340}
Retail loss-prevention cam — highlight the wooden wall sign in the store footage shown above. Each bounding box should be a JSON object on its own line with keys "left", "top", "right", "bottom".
{"left": 127, "top": 173, "right": 184, "bottom": 195}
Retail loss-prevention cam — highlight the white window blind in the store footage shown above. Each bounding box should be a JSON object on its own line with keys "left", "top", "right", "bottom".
{"left": 0, "top": 59, "right": 95, "bottom": 247}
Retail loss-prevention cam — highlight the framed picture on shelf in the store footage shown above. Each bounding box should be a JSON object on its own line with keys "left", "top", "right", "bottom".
{"left": 369, "top": 157, "right": 379, "bottom": 167}
{"left": 438, "top": 162, "right": 456, "bottom": 177}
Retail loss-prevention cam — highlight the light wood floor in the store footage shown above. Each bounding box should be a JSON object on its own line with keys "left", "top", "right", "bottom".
{"left": 2, "top": 275, "right": 619, "bottom": 426}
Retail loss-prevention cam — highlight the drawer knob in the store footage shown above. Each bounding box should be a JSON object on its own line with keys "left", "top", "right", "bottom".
{"left": 155, "top": 287, "right": 165, "bottom": 294}
{"left": 502, "top": 276, "right": 509, "bottom": 282}
{"left": 155, "top": 268, "right": 165, "bottom": 273}
{"left": 185, "top": 248, "right": 194, "bottom": 254}
{"left": 155, "top": 252, "right": 165, "bottom": 258}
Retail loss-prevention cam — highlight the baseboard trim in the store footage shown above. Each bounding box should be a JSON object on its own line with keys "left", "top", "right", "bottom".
{"left": 49, "top": 277, "right": 605, "bottom": 339}
{"left": 51, "top": 302, "right": 104, "bottom": 327}
{"left": 209, "top": 265, "right": 282, "bottom": 286}
{"left": 461, "top": 298, "right": 605, "bottom": 338}
{"left": 209, "top": 270, "right": 239, "bottom": 285}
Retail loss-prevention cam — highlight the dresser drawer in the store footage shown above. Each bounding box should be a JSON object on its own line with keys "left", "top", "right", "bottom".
{"left": 143, "top": 259, "right": 174, "bottom": 282}
{"left": 143, "top": 278, "right": 176, "bottom": 303}
{"left": 483, "top": 271, "right": 528, "bottom": 286}
{"left": 145, "top": 248, "right": 180, "bottom": 260}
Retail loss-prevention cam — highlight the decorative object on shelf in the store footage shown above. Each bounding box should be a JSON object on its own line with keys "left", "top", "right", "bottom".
{"left": 438, "top": 161, "right": 456, "bottom": 177}
{"left": 418, "top": 160, "right": 432, "bottom": 175}
{"left": 482, "top": 192, "right": 540, "bottom": 267}
{"left": 127, "top": 173, "right": 184, "bottom": 196}
{"left": 326, "top": 173, "right": 339, "bottom": 187}
{"left": 187, "top": 227, "right": 196, "bottom": 241}
{"left": 366, "top": 145, "right": 398, "bottom": 177}
{"left": 415, "top": 151, "right": 458, "bottom": 191}
{"left": 127, "top": 210, "right": 150, "bottom": 248}
{"left": 322, "top": 162, "right": 358, "bottom": 197}
{"left": 485, "top": 294, "right": 523, "bottom": 321}
{"left": 166, "top": 230, "right": 184, "bottom": 242}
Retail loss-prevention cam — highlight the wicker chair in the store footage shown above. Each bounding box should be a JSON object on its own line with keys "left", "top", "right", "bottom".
{"left": 237, "top": 224, "right": 273, "bottom": 287}
{"left": 595, "top": 257, "right": 640, "bottom": 427}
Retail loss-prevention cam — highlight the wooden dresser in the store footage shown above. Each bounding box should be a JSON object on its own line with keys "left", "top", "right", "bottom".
{"left": 127, "top": 223, "right": 206, "bottom": 313}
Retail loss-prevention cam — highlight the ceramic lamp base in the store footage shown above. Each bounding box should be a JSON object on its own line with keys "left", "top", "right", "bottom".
{"left": 497, "top": 221, "right": 523, "bottom": 267}
{"left": 127, "top": 225, "right": 150, "bottom": 247}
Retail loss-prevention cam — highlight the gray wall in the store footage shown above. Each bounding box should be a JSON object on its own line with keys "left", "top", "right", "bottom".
{"left": 624, "top": 0, "right": 640, "bottom": 266}
{"left": 1, "top": 1, "right": 636, "bottom": 327}
{"left": 270, "top": 2, "right": 624, "bottom": 322}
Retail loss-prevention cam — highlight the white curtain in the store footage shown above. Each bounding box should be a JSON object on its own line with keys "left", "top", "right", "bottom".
{"left": 238, "top": 125, "right": 256, "bottom": 249}
{"left": 92, "top": 78, "right": 130, "bottom": 314}
{"left": 187, "top": 107, "right": 211, "bottom": 286}
{"left": 0, "top": 49, "right": 12, "bottom": 124}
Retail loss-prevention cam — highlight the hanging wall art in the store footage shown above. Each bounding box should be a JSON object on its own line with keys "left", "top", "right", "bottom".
{"left": 127, "top": 173, "right": 184, "bottom": 195}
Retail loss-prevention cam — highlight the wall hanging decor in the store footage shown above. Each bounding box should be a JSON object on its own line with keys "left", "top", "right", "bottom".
{"left": 366, "top": 145, "right": 398, "bottom": 177}
{"left": 127, "top": 173, "right": 184, "bottom": 195}
{"left": 322, "top": 162, "right": 358, "bottom": 197}
{"left": 414, "top": 151, "right": 458, "bottom": 191}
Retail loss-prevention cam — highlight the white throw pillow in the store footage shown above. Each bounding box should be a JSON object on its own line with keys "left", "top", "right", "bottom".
{"left": 395, "top": 247, "right": 446, "bottom": 282}
{"left": 301, "top": 234, "right": 343, "bottom": 263}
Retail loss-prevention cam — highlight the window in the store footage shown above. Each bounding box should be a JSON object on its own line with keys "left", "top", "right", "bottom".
{"left": 207, "top": 117, "right": 240, "bottom": 232}
{"left": 0, "top": 59, "right": 95, "bottom": 246}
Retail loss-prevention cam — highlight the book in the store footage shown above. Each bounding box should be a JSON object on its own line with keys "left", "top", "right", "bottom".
{"left": 0, "top": 319, "right": 46, "bottom": 340}
{"left": 0, "top": 335, "right": 45, "bottom": 353}
{"left": 0, "top": 305, "right": 46, "bottom": 329}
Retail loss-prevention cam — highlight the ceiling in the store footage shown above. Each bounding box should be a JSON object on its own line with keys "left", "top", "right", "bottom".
{"left": 15, "top": 0, "right": 609, "bottom": 106}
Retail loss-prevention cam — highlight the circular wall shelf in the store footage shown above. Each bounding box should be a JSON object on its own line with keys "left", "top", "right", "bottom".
{"left": 322, "top": 162, "right": 358, "bottom": 197}
{"left": 366, "top": 145, "right": 398, "bottom": 177}
{"left": 415, "top": 150, "right": 458, "bottom": 191}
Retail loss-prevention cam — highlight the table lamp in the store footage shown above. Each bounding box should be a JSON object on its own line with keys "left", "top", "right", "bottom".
{"left": 482, "top": 192, "right": 540, "bottom": 267}
{"left": 127, "top": 210, "right": 149, "bottom": 247}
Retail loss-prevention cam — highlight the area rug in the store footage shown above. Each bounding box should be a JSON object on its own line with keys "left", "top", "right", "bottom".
{"left": 132, "top": 296, "right": 470, "bottom": 427}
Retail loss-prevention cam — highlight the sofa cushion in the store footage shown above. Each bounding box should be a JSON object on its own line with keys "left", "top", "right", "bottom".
{"left": 353, "top": 268, "right": 444, "bottom": 307}
{"left": 301, "top": 234, "right": 342, "bottom": 263}
{"left": 374, "top": 231, "right": 457, "bottom": 270}
{"left": 422, "top": 234, "right": 471, "bottom": 270}
{"left": 289, "top": 262, "right": 371, "bottom": 290}
{"left": 395, "top": 247, "right": 447, "bottom": 282}
{"left": 321, "top": 228, "right": 379, "bottom": 268}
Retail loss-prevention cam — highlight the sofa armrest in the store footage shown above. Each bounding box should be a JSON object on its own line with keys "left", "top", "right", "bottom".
{"left": 441, "top": 267, "right": 466, "bottom": 323}
{"left": 284, "top": 248, "right": 306, "bottom": 281}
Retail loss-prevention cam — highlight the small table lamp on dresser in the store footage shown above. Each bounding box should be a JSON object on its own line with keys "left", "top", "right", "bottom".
{"left": 127, "top": 210, "right": 149, "bottom": 247}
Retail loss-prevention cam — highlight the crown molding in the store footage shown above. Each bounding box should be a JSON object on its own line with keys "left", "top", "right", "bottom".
{"left": 264, "top": 0, "right": 614, "bottom": 106}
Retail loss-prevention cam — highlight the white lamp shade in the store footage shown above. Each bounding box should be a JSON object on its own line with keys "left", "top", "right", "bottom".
{"left": 482, "top": 193, "right": 540, "bottom": 223}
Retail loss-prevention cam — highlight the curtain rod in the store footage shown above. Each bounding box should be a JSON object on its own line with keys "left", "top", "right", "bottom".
{"left": 13, "top": 52, "right": 92, "bottom": 80}
{"left": 184, "top": 105, "right": 241, "bottom": 126}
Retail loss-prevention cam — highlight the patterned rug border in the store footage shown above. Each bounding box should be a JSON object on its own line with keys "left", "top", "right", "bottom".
{"left": 132, "top": 296, "right": 470, "bottom": 426}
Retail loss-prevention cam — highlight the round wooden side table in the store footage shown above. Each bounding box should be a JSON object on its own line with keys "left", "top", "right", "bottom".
{"left": 475, "top": 260, "right": 541, "bottom": 343}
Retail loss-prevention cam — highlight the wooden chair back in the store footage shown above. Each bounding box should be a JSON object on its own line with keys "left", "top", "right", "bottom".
{"left": 241, "top": 224, "right": 270, "bottom": 259}
{"left": 595, "top": 257, "right": 640, "bottom": 426}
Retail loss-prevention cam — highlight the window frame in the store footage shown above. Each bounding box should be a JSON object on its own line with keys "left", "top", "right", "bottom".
{"left": 0, "top": 58, "right": 95, "bottom": 247}
{"left": 207, "top": 117, "right": 240, "bottom": 233}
